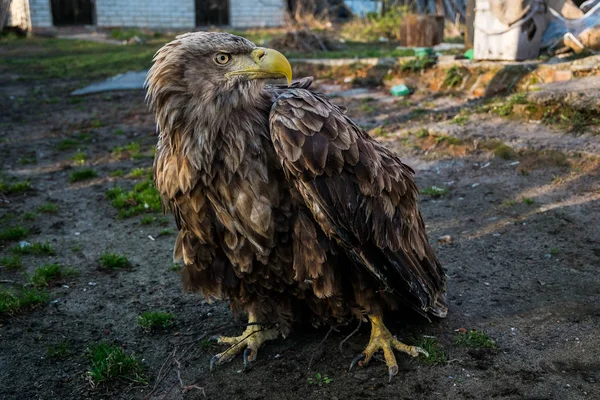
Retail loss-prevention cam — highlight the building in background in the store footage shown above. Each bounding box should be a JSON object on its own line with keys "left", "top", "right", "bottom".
{"left": 4, "top": 0, "right": 287, "bottom": 32}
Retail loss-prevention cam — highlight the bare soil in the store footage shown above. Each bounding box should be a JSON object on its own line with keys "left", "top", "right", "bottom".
{"left": 1, "top": 74, "right": 599, "bottom": 400}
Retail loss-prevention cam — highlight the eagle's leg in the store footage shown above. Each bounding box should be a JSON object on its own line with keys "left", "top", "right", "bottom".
{"left": 350, "top": 315, "right": 428, "bottom": 381}
{"left": 210, "top": 312, "right": 278, "bottom": 370}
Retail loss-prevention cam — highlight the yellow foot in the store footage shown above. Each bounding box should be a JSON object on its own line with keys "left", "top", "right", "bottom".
{"left": 349, "top": 315, "right": 428, "bottom": 382}
{"left": 210, "top": 315, "right": 278, "bottom": 370}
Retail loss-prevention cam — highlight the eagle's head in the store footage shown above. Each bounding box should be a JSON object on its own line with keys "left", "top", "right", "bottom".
{"left": 146, "top": 32, "right": 292, "bottom": 130}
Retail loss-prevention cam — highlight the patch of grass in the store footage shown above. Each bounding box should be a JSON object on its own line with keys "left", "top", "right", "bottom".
{"left": 90, "top": 119, "right": 104, "bottom": 128}
{"left": 0, "top": 226, "right": 29, "bottom": 241}
{"left": 307, "top": 372, "right": 332, "bottom": 386}
{"left": 38, "top": 202, "right": 58, "bottom": 214}
{"left": 421, "top": 186, "right": 449, "bottom": 197}
{"left": 105, "top": 179, "right": 161, "bottom": 218}
{"left": 435, "top": 135, "right": 462, "bottom": 145}
{"left": 128, "top": 168, "right": 146, "bottom": 178}
{"left": 415, "top": 128, "right": 429, "bottom": 138}
{"left": 99, "top": 252, "right": 130, "bottom": 269}
{"left": 493, "top": 144, "right": 515, "bottom": 160}
{"left": 410, "top": 337, "right": 447, "bottom": 365}
{"left": 359, "top": 103, "right": 376, "bottom": 113}
{"left": 30, "top": 263, "right": 79, "bottom": 287}
{"left": 112, "top": 142, "right": 141, "bottom": 159}
{"left": 0, "top": 179, "right": 31, "bottom": 194}
{"left": 443, "top": 66, "right": 463, "bottom": 88}
{"left": 168, "top": 263, "right": 181, "bottom": 272}
{"left": 400, "top": 56, "right": 436, "bottom": 73}
{"left": 455, "top": 329, "right": 497, "bottom": 349}
{"left": 340, "top": 6, "right": 411, "bottom": 42}
{"left": 70, "top": 168, "right": 98, "bottom": 183}
{"left": 0, "top": 287, "right": 49, "bottom": 315}
{"left": 113, "top": 128, "right": 125, "bottom": 136}
{"left": 110, "top": 169, "right": 125, "bottom": 177}
{"left": 370, "top": 126, "right": 388, "bottom": 137}
{"left": 550, "top": 248, "right": 559, "bottom": 255}
{"left": 71, "top": 151, "right": 87, "bottom": 165}
{"left": 47, "top": 341, "right": 71, "bottom": 359}
{"left": 86, "top": 342, "right": 147, "bottom": 387}
{"left": 0, "top": 255, "right": 23, "bottom": 270}
{"left": 56, "top": 138, "right": 79, "bottom": 151}
{"left": 0, "top": 38, "right": 162, "bottom": 81}
{"left": 503, "top": 199, "right": 517, "bottom": 207}
{"left": 140, "top": 215, "right": 154, "bottom": 225}
{"left": 451, "top": 114, "right": 469, "bottom": 125}
{"left": 491, "top": 94, "right": 528, "bottom": 117}
{"left": 19, "top": 155, "right": 37, "bottom": 165}
{"left": 23, "top": 212, "right": 37, "bottom": 221}
{"left": 198, "top": 337, "right": 217, "bottom": 350}
{"left": 72, "top": 244, "right": 82, "bottom": 252}
{"left": 522, "top": 197, "right": 535, "bottom": 205}
{"left": 10, "top": 241, "right": 56, "bottom": 256}
{"left": 138, "top": 311, "right": 175, "bottom": 331}
{"left": 158, "top": 229, "right": 173, "bottom": 237}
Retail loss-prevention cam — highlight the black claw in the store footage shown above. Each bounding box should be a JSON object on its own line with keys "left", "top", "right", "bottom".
{"left": 349, "top": 353, "right": 366, "bottom": 371}
{"left": 388, "top": 365, "right": 398, "bottom": 383}
{"left": 210, "top": 354, "right": 220, "bottom": 371}
{"left": 243, "top": 348, "right": 253, "bottom": 371}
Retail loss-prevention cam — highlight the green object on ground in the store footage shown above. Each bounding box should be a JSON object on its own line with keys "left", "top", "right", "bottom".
{"left": 414, "top": 47, "right": 434, "bottom": 58}
{"left": 464, "top": 48, "right": 474, "bottom": 60}
{"left": 390, "top": 84, "right": 411, "bottom": 97}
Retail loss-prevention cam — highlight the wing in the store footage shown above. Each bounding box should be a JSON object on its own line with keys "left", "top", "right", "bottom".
{"left": 269, "top": 89, "right": 447, "bottom": 318}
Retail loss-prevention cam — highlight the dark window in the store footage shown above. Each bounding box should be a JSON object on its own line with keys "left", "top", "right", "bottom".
{"left": 51, "top": 0, "right": 95, "bottom": 26}
{"left": 196, "top": 0, "right": 229, "bottom": 26}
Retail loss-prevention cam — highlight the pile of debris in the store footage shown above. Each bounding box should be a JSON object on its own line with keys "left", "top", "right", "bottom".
{"left": 268, "top": 29, "right": 345, "bottom": 52}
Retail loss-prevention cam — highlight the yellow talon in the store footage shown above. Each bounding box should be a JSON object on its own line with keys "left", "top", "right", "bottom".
{"left": 350, "top": 315, "right": 428, "bottom": 381}
{"left": 210, "top": 313, "right": 278, "bottom": 370}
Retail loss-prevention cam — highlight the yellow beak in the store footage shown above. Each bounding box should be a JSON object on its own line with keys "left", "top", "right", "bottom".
{"left": 226, "top": 47, "right": 292, "bottom": 86}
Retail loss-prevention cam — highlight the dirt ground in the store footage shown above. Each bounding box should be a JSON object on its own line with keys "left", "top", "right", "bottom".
{"left": 1, "top": 63, "right": 599, "bottom": 400}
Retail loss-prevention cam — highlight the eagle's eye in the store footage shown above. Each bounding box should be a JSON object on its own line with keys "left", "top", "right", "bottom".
{"left": 214, "top": 53, "right": 231, "bottom": 65}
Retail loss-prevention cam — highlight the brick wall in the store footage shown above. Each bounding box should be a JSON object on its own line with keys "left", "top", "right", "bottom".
{"left": 29, "top": 0, "right": 52, "bottom": 27}
{"left": 230, "top": 0, "right": 286, "bottom": 28}
{"left": 26, "top": 0, "right": 286, "bottom": 29}
{"left": 96, "top": 0, "right": 194, "bottom": 29}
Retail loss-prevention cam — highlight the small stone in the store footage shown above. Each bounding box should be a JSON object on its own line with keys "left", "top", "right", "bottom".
{"left": 438, "top": 235, "right": 453, "bottom": 245}
{"left": 472, "top": 183, "right": 480, "bottom": 188}
{"left": 354, "top": 372, "right": 369, "bottom": 381}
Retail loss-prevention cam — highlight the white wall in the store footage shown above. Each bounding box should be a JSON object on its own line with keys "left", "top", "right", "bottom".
{"left": 29, "top": 0, "right": 52, "bottom": 27}
{"left": 230, "top": 0, "right": 286, "bottom": 28}
{"left": 96, "top": 0, "right": 194, "bottom": 28}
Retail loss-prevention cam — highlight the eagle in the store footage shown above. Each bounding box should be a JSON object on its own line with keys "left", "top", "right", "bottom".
{"left": 146, "top": 32, "right": 447, "bottom": 379}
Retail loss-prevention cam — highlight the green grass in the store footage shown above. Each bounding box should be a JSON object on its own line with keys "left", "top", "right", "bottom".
{"left": 23, "top": 212, "right": 37, "bottom": 221}
{"left": 522, "top": 197, "right": 535, "bottom": 205}
{"left": 19, "top": 155, "right": 37, "bottom": 165}
{"left": 435, "top": 136, "right": 462, "bottom": 145}
{"left": 10, "top": 241, "right": 56, "bottom": 256}
{"left": 105, "top": 179, "right": 161, "bottom": 218}
{"left": 112, "top": 142, "right": 141, "bottom": 159}
{"left": 0, "top": 37, "right": 163, "bottom": 81}
{"left": 198, "top": 337, "right": 217, "bottom": 350}
{"left": 443, "top": 66, "right": 463, "bottom": 88}
{"left": 158, "top": 229, "right": 173, "bottom": 237}
{"left": 550, "top": 247, "right": 559, "bottom": 255}
{"left": 168, "top": 263, "right": 181, "bottom": 272}
{"left": 400, "top": 56, "right": 436, "bottom": 73}
{"left": 503, "top": 199, "right": 517, "bottom": 207}
{"left": 0, "top": 255, "right": 23, "bottom": 270}
{"left": 415, "top": 128, "right": 429, "bottom": 138}
{"left": 99, "top": 252, "right": 130, "bottom": 269}
{"left": 71, "top": 152, "right": 87, "bottom": 165}
{"left": 0, "top": 226, "right": 29, "bottom": 241}
{"left": 493, "top": 144, "right": 515, "bottom": 160}
{"left": 37, "top": 202, "right": 58, "bottom": 214}
{"left": 421, "top": 186, "right": 449, "bottom": 197}
{"left": 138, "top": 311, "right": 175, "bottom": 331}
{"left": 307, "top": 372, "right": 332, "bottom": 386}
{"left": 70, "top": 168, "right": 98, "bottom": 183}
{"left": 30, "top": 263, "right": 79, "bottom": 287}
{"left": 455, "top": 329, "right": 497, "bottom": 349}
{"left": 491, "top": 94, "right": 528, "bottom": 117}
{"left": 0, "top": 288, "right": 49, "bottom": 315}
{"left": 0, "top": 179, "right": 31, "bottom": 194}
{"left": 113, "top": 129, "right": 125, "bottom": 136}
{"left": 410, "top": 337, "right": 447, "bottom": 365}
{"left": 140, "top": 215, "right": 154, "bottom": 225}
{"left": 56, "top": 138, "right": 80, "bottom": 151}
{"left": 110, "top": 169, "right": 125, "bottom": 177}
{"left": 86, "top": 342, "right": 147, "bottom": 387}
{"left": 128, "top": 168, "right": 146, "bottom": 178}
{"left": 451, "top": 114, "right": 469, "bottom": 125}
{"left": 47, "top": 341, "right": 71, "bottom": 359}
